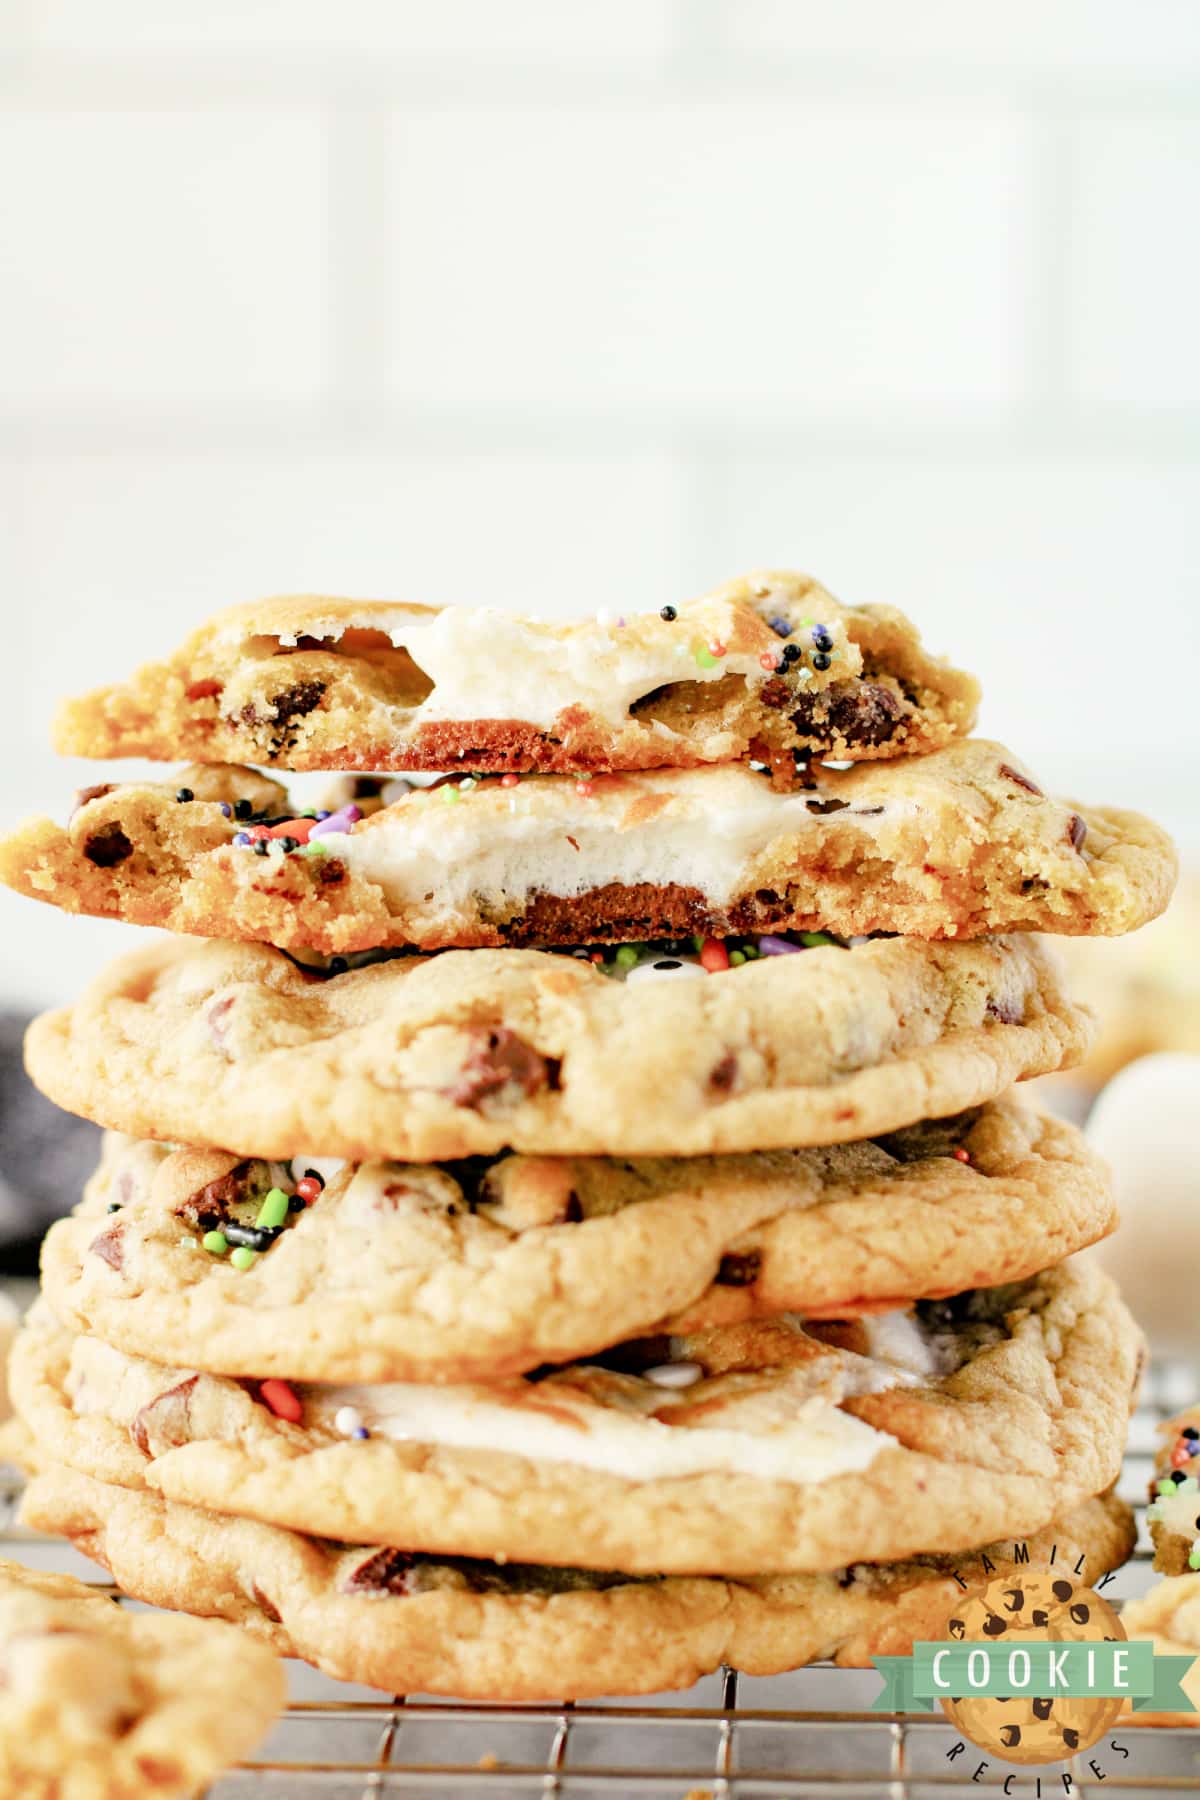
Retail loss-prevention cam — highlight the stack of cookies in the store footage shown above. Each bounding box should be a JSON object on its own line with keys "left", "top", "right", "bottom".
{"left": 2, "top": 571, "right": 1177, "bottom": 1700}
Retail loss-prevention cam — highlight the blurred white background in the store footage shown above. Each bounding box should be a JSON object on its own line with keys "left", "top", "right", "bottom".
{"left": 1, "top": 0, "right": 1197, "bottom": 1007}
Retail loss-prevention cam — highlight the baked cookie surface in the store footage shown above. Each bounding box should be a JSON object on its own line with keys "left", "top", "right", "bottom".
{"left": 0, "top": 1551, "right": 283, "bottom": 1799}
{"left": 18, "top": 1465, "right": 1132, "bottom": 1703}
{"left": 51, "top": 572, "right": 979, "bottom": 774}
{"left": 24, "top": 934, "right": 1094, "bottom": 1159}
{"left": 1119, "top": 1574, "right": 1200, "bottom": 1726}
{"left": 2, "top": 741, "right": 1174, "bottom": 953}
{"left": 34, "top": 1100, "right": 1115, "bottom": 1382}
{"left": 15, "top": 1262, "right": 1141, "bottom": 1575}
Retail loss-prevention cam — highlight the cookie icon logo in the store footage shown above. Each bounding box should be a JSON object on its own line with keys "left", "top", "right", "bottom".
{"left": 940, "top": 1572, "right": 1125, "bottom": 1765}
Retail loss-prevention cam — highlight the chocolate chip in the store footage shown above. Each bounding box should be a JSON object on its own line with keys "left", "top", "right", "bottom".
{"left": 446, "top": 1028, "right": 550, "bottom": 1111}
{"left": 715, "top": 1250, "right": 761, "bottom": 1287}
{"left": 317, "top": 857, "right": 347, "bottom": 886}
{"left": 82, "top": 823, "right": 133, "bottom": 867}
{"left": 344, "top": 1548, "right": 418, "bottom": 1596}
{"left": 790, "top": 682, "right": 903, "bottom": 748}
{"left": 1069, "top": 1602, "right": 1090, "bottom": 1624}
{"left": 998, "top": 762, "right": 1043, "bottom": 797}
{"left": 805, "top": 796, "right": 849, "bottom": 816}
{"left": 87, "top": 1223, "right": 125, "bottom": 1270}
{"left": 266, "top": 680, "right": 326, "bottom": 725}
{"left": 1032, "top": 1696, "right": 1053, "bottom": 1720}
{"left": 1051, "top": 1579, "right": 1073, "bottom": 1602}
{"left": 1062, "top": 1728, "right": 1080, "bottom": 1750}
{"left": 708, "top": 1053, "right": 738, "bottom": 1094}
{"left": 999, "top": 1725, "right": 1022, "bottom": 1749}
{"left": 251, "top": 1585, "right": 283, "bottom": 1623}
{"left": 982, "top": 1613, "right": 1008, "bottom": 1637}
{"left": 1068, "top": 813, "right": 1087, "bottom": 852}
{"left": 129, "top": 1375, "right": 200, "bottom": 1456}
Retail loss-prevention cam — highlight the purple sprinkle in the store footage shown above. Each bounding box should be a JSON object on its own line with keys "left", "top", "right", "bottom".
{"left": 353, "top": 1426, "right": 370, "bottom": 1440}
{"left": 315, "top": 810, "right": 332, "bottom": 821}
{"left": 768, "top": 616, "right": 792, "bottom": 638}
{"left": 616, "top": 616, "right": 626, "bottom": 628}
{"left": 232, "top": 831, "right": 251, "bottom": 847}
{"left": 758, "top": 934, "right": 803, "bottom": 956}
{"left": 310, "top": 807, "right": 358, "bottom": 839}
{"left": 219, "top": 801, "right": 233, "bottom": 818}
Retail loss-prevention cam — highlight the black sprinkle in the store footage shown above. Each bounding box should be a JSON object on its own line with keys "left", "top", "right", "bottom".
{"left": 106, "top": 1202, "right": 122, "bottom": 1213}
{"left": 811, "top": 625, "right": 834, "bottom": 652}
{"left": 659, "top": 605, "right": 677, "bottom": 622}
{"left": 253, "top": 839, "right": 270, "bottom": 857}
{"left": 304, "top": 1169, "right": 326, "bottom": 1187}
{"left": 812, "top": 652, "right": 832, "bottom": 671}
{"left": 278, "top": 837, "right": 299, "bottom": 854}
{"left": 288, "top": 1196, "right": 307, "bottom": 1213}
{"left": 328, "top": 956, "right": 349, "bottom": 976}
{"left": 222, "top": 1223, "right": 280, "bottom": 1253}
{"left": 233, "top": 798, "right": 254, "bottom": 819}
{"left": 781, "top": 643, "right": 802, "bottom": 664}
{"left": 1183, "top": 1426, "right": 1199, "bottom": 1441}
{"left": 175, "top": 787, "right": 195, "bottom": 803}
{"left": 653, "top": 959, "right": 682, "bottom": 970}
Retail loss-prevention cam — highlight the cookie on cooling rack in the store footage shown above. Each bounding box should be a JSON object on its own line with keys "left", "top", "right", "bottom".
{"left": 0, "top": 1553, "right": 283, "bottom": 1799}
{"left": 34, "top": 1097, "right": 1116, "bottom": 1383}
{"left": 14, "top": 1261, "right": 1140, "bottom": 1577}
{"left": 50, "top": 572, "right": 979, "bottom": 774}
{"left": 19, "top": 1462, "right": 1132, "bottom": 1704}
{"left": 0, "top": 741, "right": 1174, "bottom": 953}
{"left": 24, "top": 932, "right": 1093, "bottom": 1161}
{"left": 1119, "top": 1574, "right": 1200, "bottom": 1727}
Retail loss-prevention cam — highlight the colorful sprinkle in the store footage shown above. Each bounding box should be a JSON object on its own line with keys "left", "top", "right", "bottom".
{"left": 660, "top": 605, "right": 678, "bottom": 622}
{"left": 202, "top": 1230, "right": 228, "bottom": 1256}
{"left": 694, "top": 646, "right": 719, "bottom": 670}
{"left": 441, "top": 786, "right": 460, "bottom": 805}
{"left": 614, "top": 945, "right": 640, "bottom": 970}
{"left": 256, "top": 1188, "right": 291, "bottom": 1231}
{"left": 1172, "top": 1440, "right": 1195, "bottom": 1470}
{"left": 175, "top": 787, "right": 194, "bottom": 803}
{"left": 759, "top": 935, "right": 803, "bottom": 956}
{"left": 334, "top": 1404, "right": 367, "bottom": 1438}
{"left": 699, "top": 938, "right": 730, "bottom": 973}
{"left": 500, "top": 774, "right": 520, "bottom": 789}
{"left": 729, "top": 949, "right": 746, "bottom": 966}
{"left": 799, "top": 931, "right": 838, "bottom": 947}
{"left": 811, "top": 625, "right": 834, "bottom": 652}
{"left": 230, "top": 1246, "right": 257, "bottom": 1271}
{"left": 300, "top": 840, "right": 327, "bottom": 858}
{"left": 295, "top": 1176, "right": 323, "bottom": 1205}
{"left": 953, "top": 1147, "right": 972, "bottom": 1164}
{"left": 781, "top": 643, "right": 802, "bottom": 665}
{"left": 260, "top": 1379, "right": 303, "bottom": 1424}
{"left": 768, "top": 616, "right": 792, "bottom": 638}
{"left": 310, "top": 805, "right": 362, "bottom": 839}
{"left": 232, "top": 831, "right": 251, "bottom": 848}
{"left": 576, "top": 780, "right": 595, "bottom": 798}
{"left": 218, "top": 802, "right": 232, "bottom": 818}
{"left": 759, "top": 651, "right": 781, "bottom": 672}
{"left": 813, "top": 652, "right": 832, "bottom": 671}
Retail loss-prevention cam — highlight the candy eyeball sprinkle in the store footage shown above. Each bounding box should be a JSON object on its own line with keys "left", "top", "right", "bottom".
{"left": 623, "top": 955, "right": 705, "bottom": 984}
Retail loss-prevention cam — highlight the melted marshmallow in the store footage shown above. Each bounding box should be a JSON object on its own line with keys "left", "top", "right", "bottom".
{"left": 333, "top": 765, "right": 902, "bottom": 918}
{"left": 311, "top": 1379, "right": 889, "bottom": 1486}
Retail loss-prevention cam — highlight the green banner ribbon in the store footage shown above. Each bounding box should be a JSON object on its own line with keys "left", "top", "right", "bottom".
{"left": 870, "top": 1638, "right": 1197, "bottom": 1714}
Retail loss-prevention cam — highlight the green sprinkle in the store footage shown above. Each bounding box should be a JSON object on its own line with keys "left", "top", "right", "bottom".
{"left": 1190, "top": 1547, "right": 1200, "bottom": 1571}
{"left": 301, "top": 809, "right": 318, "bottom": 818}
{"left": 729, "top": 949, "right": 746, "bottom": 966}
{"left": 230, "top": 1246, "right": 257, "bottom": 1271}
{"left": 202, "top": 1230, "right": 229, "bottom": 1256}
{"left": 799, "top": 930, "right": 838, "bottom": 947}
{"left": 742, "top": 944, "right": 760, "bottom": 959}
{"left": 692, "top": 935, "right": 706, "bottom": 954}
{"left": 257, "top": 1188, "right": 290, "bottom": 1230}
{"left": 614, "top": 945, "right": 640, "bottom": 969}
{"left": 1157, "top": 1478, "right": 1178, "bottom": 1496}
{"left": 694, "top": 646, "right": 719, "bottom": 669}
{"left": 442, "top": 787, "right": 460, "bottom": 804}
{"left": 301, "top": 840, "right": 326, "bottom": 858}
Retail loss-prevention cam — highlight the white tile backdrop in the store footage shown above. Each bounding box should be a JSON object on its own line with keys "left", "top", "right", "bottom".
{"left": 1, "top": 0, "right": 1197, "bottom": 1008}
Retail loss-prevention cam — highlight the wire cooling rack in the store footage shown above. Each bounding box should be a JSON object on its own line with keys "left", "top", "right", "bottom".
{"left": 4, "top": 1360, "right": 1200, "bottom": 1798}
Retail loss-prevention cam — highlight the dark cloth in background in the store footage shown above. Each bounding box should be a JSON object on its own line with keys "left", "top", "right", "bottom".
{"left": 0, "top": 1013, "right": 101, "bottom": 1272}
